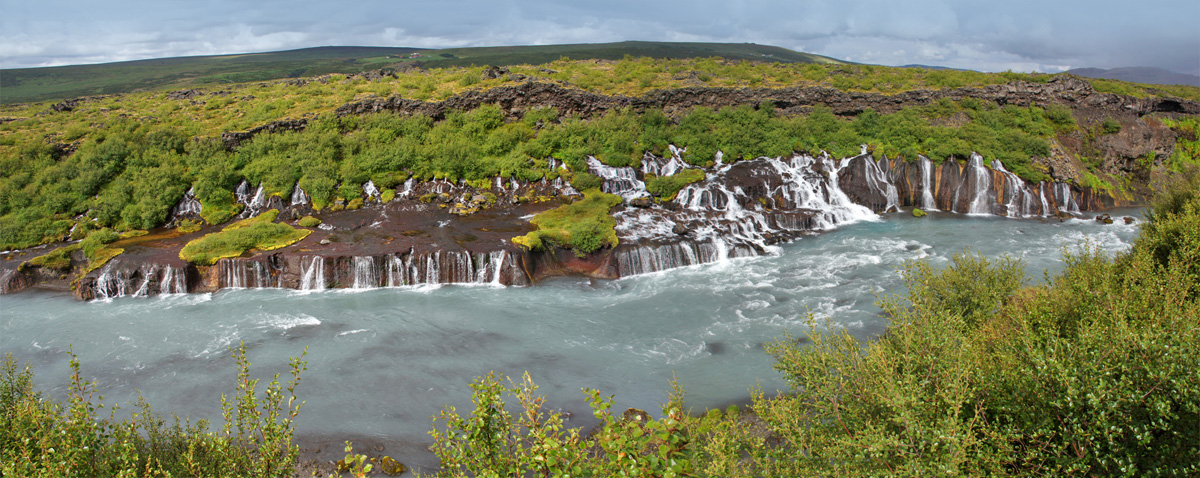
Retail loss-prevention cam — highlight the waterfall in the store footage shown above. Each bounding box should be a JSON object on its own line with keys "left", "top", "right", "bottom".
{"left": 489, "top": 250, "right": 507, "bottom": 285}
{"left": 352, "top": 256, "right": 378, "bottom": 288}
{"left": 1055, "top": 183, "right": 1080, "bottom": 214}
{"left": 1038, "top": 182, "right": 1051, "bottom": 216}
{"left": 918, "top": 156, "right": 937, "bottom": 211}
{"left": 132, "top": 264, "right": 156, "bottom": 297}
{"left": 290, "top": 184, "right": 309, "bottom": 206}
{"left": 300, "top": 257, "right": 326, "bottom": 291}
{"left": 587, "top": 156, "right": 648, "bottom": 200}
{"left": 93, "top": 263, "right": 129, "bottom": 300}
{"left": 991, "top": 159, "right": 1036, "bottom": 217}
{"left": 399, "top": 177, "right": 415, "bottom": 198}
{"left": 160, "top": 266, "right": 187, "bottom": 294}
{"left": 362, "top": 181, "right": 381, "bottom": 201}
{"left": 171, "top": 187, "right": 203, "bottom": 219}
{"left": 642, "top": 147, "right": 692, "bottom": 177}
{"left": 963, "top": 154, "right": 993, "bottom": 215}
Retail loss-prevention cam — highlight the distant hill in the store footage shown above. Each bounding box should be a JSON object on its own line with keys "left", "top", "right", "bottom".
{"left": 1067, "top": 67, "right": 1200, "bottom": 87}
{"left": 0, "top": 42, "right": 844, "bottom": 104}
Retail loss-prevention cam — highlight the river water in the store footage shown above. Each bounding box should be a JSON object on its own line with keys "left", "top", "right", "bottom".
{"left": 0, "top": 210, "right": 1142, "bottom": 466}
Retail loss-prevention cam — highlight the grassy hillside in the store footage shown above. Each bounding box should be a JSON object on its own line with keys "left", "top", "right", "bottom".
{"left": 1, "top": 42, "right": 841, "bottom": 105}
{"left": 2, "top": 54, "right": 1198, "bottom": 252}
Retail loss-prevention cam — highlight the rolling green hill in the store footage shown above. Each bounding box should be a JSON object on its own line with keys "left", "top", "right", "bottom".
{"left": 0, "top": 42, "right": 843, "bottom": 105}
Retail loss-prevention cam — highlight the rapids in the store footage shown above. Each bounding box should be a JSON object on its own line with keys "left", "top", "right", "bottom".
{"left": 0, "top": 209, "right": 1142, "bottom": 469}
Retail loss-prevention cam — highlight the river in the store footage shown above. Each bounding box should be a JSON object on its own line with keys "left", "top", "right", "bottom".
{"left": 0, "top": 209, "right": 1142, "bottom": 469}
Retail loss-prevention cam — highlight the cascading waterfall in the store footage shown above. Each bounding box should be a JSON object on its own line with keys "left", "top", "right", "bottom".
{"left": 352, "top": 256, "right": 378, "bottom": 288}
{"left": 160, "top": 266, "right": 187, "bottom": 294}
{"left": 290, "top": 184, "right": 309, "bottom": 206}
{"left": 991, "top": 159, "right": 1037, "bottom": 217}
{"left": 962, "top": 154, "right": 993, "bottom": 215}
{"left": 1055, "top": 182, "right": 1080, "bottom": 214}
{"left": 587, "top": 156, "right": 648, "bottom": 200}
{"left": 300, "top": 256, "right": 326, "bottom": 291}
{"left": 918, "top": 156, "right": 937, "bottom": 211}
{"left": 362, "top": 181, "right": 381, "bottom": 201}
{"left": 1038, "top": 182, "right": 1051, "bottom": 216}
{"left": 171, "top": 187, "right": 203, "bottom": 219}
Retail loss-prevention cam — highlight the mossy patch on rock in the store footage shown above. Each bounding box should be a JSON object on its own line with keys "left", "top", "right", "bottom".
{"left": 513, "top": 189, "right": 621, "bottom": 256}
{"left": 912, "top": 208, "right": 927, "bottom": 218}
{"left": 180, "top": 209, "right": 310, "bottom": 265}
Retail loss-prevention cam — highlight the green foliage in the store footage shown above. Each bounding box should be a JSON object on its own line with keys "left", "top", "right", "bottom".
{"left": 912, "top": 207, "right": 926, "bottom": 217}
{"left": 645, "top": 168, "right": 706, "bottom": 200}
{"left": 0, "top": 343, "right": 307, "bottom": 477}
{"left": 428, "top": 371, "right": 693, "bottom": 478}
{"left": 297, "top": 215, "right": 321, "bottom": 227}
{"left": 179, "top": 209, "right": 310, "bottom": 265}
{"left": 512, "top": 189, "right": 621, "bottom": 255}
{"left": 745, "top": 179, "right": 1200, "bottom": 476}
{"left": 1101, "top": 117, "right": 1122, "bottom": 135}
{"left": 26, "top": 245, "right": 78, "bottom": 270}
{"left": 1162, "top": 117, "right": 1200, "bottom": 172}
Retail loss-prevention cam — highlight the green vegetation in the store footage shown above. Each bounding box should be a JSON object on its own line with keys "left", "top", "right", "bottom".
{"left": 646, "top": 168, "right": 707, "bottom": 200}
{"left": 1, "top": 343, "right": 307, "bottom": 477}
{"left": 1162, "top": 117, "right": 1199, "bottom": 172}
{"left": 179, "top": 209, "right": 309, "bottom": 265}
{"left": 429, "top": 175, "right": 1200, "bottom": 476}
{"left": 1, "top": 52, "right": 1194, "bottom": 252}
{"left": 297, "top": 215, "right": 321, "bottom": 227}
{"left": 912, "top": 207, "right": 927, "bottom": 217}
{"left": 512, "top": 189, "right": 621, "bottom": 255}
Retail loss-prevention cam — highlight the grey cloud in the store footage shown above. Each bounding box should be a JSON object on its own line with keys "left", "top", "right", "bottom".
{"left": 1, "top": 0, "right": 1196, "bottom": 76}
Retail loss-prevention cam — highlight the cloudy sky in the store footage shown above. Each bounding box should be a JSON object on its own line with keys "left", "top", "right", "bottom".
{"left": 2, "top": 0, "right": 1198, "bottom": 75}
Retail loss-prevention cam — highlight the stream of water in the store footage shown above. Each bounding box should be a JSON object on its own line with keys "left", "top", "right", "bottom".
{"left": 0, "top": 210, "right": 1142, "bottom": 467}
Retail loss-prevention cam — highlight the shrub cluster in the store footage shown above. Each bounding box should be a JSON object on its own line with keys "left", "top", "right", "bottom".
{"left": 2, "top": 97, "right": 1079, "bottom": 250}
{"left": 431, "top": 172, "right": 1200, "bottom": 476}
{"left": 1, "top": 344, "right": 307, "bottom": 477}
{"left": 512, "top": 189, "right": 622, "bottom": 255}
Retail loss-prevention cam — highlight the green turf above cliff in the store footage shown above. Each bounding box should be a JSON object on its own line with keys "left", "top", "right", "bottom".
{"left": 0, "top": 42, "right": 843, "bottom": 105}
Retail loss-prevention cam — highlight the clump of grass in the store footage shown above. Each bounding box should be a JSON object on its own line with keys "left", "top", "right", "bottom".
{"left": 645, "top": 169, "right": 706, "bottom": 200}
{"left": 298, "top": 216, "right": 321, "bottom": 227}
{"left": 512, "top": 189, "right": 621, "bottom": 255}
{"left": 180, "top": 209, "right": 310, "bottom": 265}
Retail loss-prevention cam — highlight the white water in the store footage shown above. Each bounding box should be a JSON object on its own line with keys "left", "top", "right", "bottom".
{"left": 300, "top": 256, "right": 326, "bottom": 291}
{"left": 0, "top": 210, "right": 1144, "bottom": 471}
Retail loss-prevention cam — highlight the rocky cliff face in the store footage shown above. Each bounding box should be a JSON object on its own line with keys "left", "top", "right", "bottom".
{"left": 0, "top": 146, "right": 1132, "bottom": 300}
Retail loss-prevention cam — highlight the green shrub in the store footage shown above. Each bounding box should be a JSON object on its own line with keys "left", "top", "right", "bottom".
{"left": 512, "top": 189, "right": 621, "bottom": 255}
{"left": 0, "top": 343, "right": 307, "bottom": 477}
{"left": 297, "top": 216, "right": 321, "bottom": 227}
{"left": 645, "top": 168, "right": 706, "bottom": 200}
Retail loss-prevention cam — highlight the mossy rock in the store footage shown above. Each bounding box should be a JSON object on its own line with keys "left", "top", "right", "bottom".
{"left": 380, "top": 456, "right": 407, "bottom": 476}
{"left": 912, "top": 208, "right": 927, "bottom": 218}
{"left": 346, "top": 198, "right": 364, "bottom": 210}
{"left": 298, "top": 216, "right": 322, "bottom": 227}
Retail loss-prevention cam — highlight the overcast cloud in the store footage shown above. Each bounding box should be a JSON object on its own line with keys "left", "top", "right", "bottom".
{"left": 2, "top": 0, "right": 1197, "bottom": 75}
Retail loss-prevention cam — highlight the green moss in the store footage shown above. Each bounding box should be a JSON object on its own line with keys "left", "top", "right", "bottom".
{"left": 380, "top": 188, "right": 396, "bottom": 203}
{"left": 512, "top": 189, "right": 621, "bottom": 256}
{"left": 298, "top": 216, "right": 322, "bottom": 227}
{"left": 645, "top": 169, "right": 706, "bottom": 200}
{"left": 25, "top": 245, "right": 78, "bottom": 270}
{"left": 346, "top": 198, "right": 363, "bottom": 210}
{"left": 912, "top": 208, "right": 927, "bottom": 218}
{"left": 180, "top": 209, "right": 310, "bottom": 265}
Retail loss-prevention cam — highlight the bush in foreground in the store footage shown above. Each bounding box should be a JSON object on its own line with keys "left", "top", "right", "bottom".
{"left": 0, "top": 344, "right": 307, "bottom": 477}
{"left": 433, "top": 171, "right": 1200, "bottom": 477}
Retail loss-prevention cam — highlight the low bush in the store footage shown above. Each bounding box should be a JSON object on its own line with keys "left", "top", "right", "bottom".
{"left": 645, "top": 168, "right": 706, "bottom": 200}
{"left": 0, "top": 343, "right": 307, "bottom": 477}
{"left": 512, "top": 189, "right": 621, "bottom": 255}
